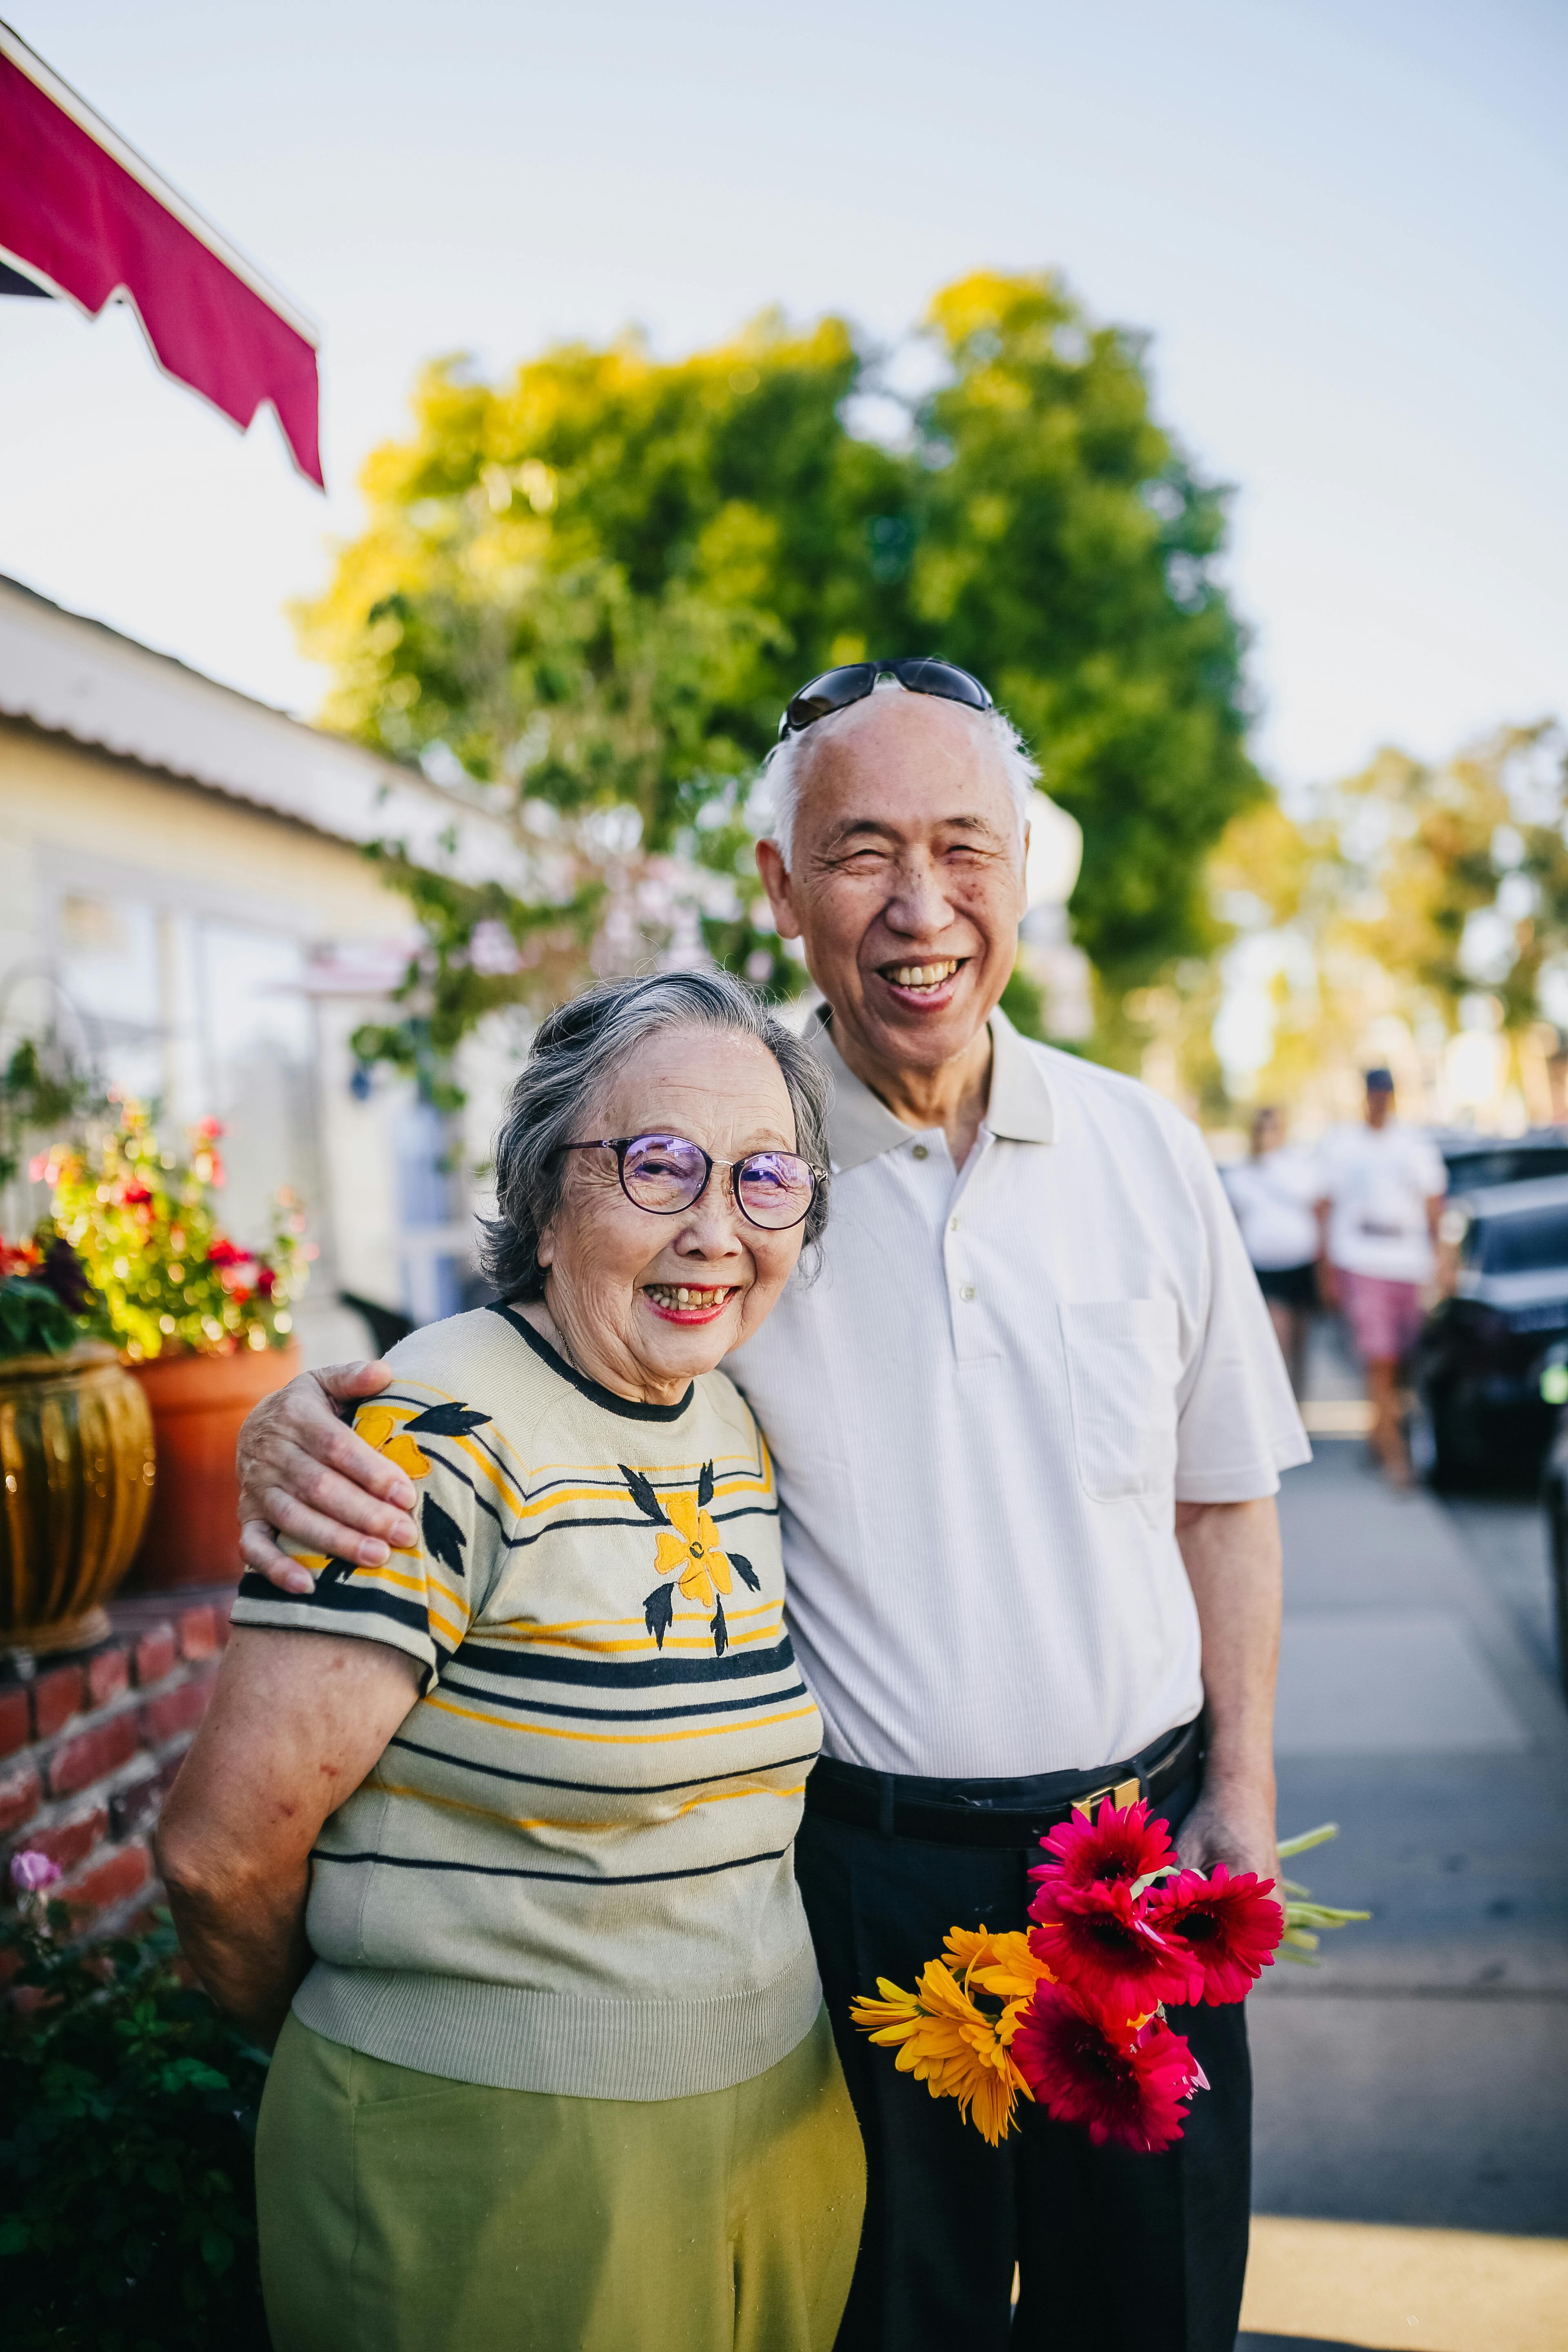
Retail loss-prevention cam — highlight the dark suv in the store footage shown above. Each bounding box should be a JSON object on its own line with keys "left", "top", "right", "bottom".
{"left": 1408, "top": 1175, "right": 1568, "bottom": 1488}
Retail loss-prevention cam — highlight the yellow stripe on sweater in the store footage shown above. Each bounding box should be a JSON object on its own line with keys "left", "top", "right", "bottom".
{"left": 368, "top": 1775, "right": 807, "bottom": 1834}
{"left": 486, "top": 1601, "right": 781, "bottom": 1641}
{"left": 424, "top": 1695, "right": 820, "bottom": 1747}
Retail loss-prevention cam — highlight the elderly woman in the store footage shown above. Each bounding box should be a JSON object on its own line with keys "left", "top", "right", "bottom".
{"left": 156, "top": 971, "right": 864, "bottom": 2352}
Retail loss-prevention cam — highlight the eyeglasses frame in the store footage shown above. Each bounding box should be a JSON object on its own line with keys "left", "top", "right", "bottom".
{"left": 558, "top": 1134, "right": 825, "bottom": 1232}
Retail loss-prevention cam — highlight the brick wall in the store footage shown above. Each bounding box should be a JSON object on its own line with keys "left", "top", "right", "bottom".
{"left": 1, "top": 1589, "right": 232, "bottom": 1941}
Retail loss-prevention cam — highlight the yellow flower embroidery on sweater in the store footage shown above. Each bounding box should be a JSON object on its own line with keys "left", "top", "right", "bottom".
{"left": 654, "top": 1490, "right": 733, "bottom": 1610}
{"left": 627, "top": 1459, "right": 763, "bottom": 1657}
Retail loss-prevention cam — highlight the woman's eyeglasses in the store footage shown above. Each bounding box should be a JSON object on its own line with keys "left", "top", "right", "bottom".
{"left": 777, "top": 656, "right": 993, "bottom": 739}
{"left": 559, "top": 1134, "right": 822, "bottom": 1231}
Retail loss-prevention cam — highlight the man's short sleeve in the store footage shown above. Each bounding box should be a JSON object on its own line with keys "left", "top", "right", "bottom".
{"left": 1174, "top": 1134, "right": 1312, "bottom": 1504}
{"left": 232, "top": 1389, "right": 489, "bottom": 1689}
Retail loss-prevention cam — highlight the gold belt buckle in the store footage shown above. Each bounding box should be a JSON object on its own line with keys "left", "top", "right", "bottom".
{"left": 1072, "top": 1775, "right": 1142, "bottom": 1819}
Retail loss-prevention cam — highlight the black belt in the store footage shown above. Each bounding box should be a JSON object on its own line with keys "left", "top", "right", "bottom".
{"left": 803, "top": 1716, "right": 1203, "bottom": 1851}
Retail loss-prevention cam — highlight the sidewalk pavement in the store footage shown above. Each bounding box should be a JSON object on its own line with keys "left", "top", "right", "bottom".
{"left": 1236, "top": 1405, "right": 1568, "bottom": 2350}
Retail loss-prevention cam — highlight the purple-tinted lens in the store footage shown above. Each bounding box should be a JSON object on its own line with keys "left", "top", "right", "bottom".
{"left": 736, "top": 1151, "right": 816, "bottom": 1229}
{"left": 621, "top": 1134, "right": 709, "bottom": 1212}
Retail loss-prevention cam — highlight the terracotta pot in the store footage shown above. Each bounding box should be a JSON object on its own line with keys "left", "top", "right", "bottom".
{"left": 0, "top": 1342, "right": 156, "bottom": 1654}
{"left": 125, "top": 1343, "right": 300, "bottom": 1593}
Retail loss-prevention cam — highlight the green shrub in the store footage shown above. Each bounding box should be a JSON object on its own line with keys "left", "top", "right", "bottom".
{"left": 0, "top": 1897, "right": 270, "bottom": 2350}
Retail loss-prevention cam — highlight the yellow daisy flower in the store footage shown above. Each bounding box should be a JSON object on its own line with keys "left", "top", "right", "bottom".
{"left": 849, "top": 1955, "right": 1033, "bottom": 2147}
{"left": 653, "top": 1489, "right": 732, "bottom": 1610}
{"left": 943, "top": 1924, "right": 1056, "bottom": 2009}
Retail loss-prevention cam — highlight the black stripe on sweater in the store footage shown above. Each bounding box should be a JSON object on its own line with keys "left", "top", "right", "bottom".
{"left": 310, "top": 1842, "right": 793, "bottom": 1889}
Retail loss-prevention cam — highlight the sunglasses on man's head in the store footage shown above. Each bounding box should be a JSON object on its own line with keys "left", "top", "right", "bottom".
{"left": 777, "top": 657, "right": 993, "bottom": 740}
{"left": 559, "top": 1134, "right": 822, "bottom": 1231}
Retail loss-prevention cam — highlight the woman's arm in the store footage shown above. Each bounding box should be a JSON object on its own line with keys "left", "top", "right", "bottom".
{"left": 155, "top": 1627, "right": 421, "bottom": 2046}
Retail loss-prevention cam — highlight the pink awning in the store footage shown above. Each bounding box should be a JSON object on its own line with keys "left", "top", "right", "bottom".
{"left": 0, "top": 22, "right": 322, "bottom": 486}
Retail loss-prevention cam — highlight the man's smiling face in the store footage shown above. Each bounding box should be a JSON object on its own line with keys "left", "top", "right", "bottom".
{"left": 756, "top": 687, "right": 1029, "bottom": 1081}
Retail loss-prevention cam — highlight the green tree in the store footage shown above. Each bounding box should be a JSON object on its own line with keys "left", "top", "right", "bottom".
{"left": 906, "top": 274, "right": 1261, "bottom": 999}
{"left": 298, "top": 272, "right": 1263, "bottom": 1073}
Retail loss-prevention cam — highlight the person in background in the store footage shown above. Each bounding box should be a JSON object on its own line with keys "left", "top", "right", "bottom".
{"left": 1315, "top": 1069, "right": 1446, "bottom": 1485}
{"left": 1222, "top": 1107, "right": 1321, "bottom": 1398}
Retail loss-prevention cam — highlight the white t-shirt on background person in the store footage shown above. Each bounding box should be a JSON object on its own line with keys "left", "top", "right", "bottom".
{"left": 1223, "top": 1149, "right": 1321, "bottom": 1272}
{"left": 1316, "top": 1123, "right": 1447, "bottom": 1285}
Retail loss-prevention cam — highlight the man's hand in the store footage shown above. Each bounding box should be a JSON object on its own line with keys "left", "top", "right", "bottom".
{"left": 1174, "top": 1775, "right": 1280, "bottom": 1889}
{"left": 237, "top": 1361, "right": 416, "bottom": 1593}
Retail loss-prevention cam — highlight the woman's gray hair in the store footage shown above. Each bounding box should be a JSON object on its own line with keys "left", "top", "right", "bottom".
{"left": 481, "top": 969, "right": 831, "bottom": 1301}
{"left": 758, "top": 674, "right": 1040, "bottom": 869}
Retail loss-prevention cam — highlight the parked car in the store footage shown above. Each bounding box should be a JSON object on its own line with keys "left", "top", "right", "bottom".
{"left": 1408, "top": 1175, "right": 1568, "bottom": 1489}
{"left": 1537, "top": 1410, "right": 1568, "bottom": 1704}
{"left": 1432, "top": 1128, "right": 1568, "bottom": 1196}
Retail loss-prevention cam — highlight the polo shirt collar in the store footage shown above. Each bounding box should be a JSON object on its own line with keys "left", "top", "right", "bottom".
{"left": 806, "top": 1003, "right": 1054, "bottom": 1172}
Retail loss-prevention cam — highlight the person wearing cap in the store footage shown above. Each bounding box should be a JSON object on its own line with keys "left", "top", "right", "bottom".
{"left": 232, "top": 659, "right": 1309, "bottom": 2352}
{"left": 1315, "top": 1069, "right": 1447, "bottom": 1483}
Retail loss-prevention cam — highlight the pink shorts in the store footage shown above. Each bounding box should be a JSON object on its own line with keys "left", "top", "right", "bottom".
{"left": 1337, "top": 1268, "right": 1424, "bottom": 1364}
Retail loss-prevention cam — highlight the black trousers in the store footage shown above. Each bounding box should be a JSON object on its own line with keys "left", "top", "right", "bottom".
{"left": 795, "top": 1773, "right": 1252, "bottom": 2352}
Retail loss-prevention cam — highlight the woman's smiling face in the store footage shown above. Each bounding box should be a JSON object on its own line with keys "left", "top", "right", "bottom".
{"left": 535, "top": 1025, "right": 808, "bottom": 1404}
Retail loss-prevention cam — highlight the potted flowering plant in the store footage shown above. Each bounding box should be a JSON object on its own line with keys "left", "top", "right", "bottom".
{"left": 0, "top": 1233, "right": 155, "bottom": 1653}
{"left": 38, "top": 1102, "right": 312, "bottom": 1592}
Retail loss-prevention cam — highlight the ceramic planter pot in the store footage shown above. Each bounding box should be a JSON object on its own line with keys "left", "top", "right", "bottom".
{"left": 125, "top": 1342, "right": 300, "bottom": 1593}
{"left": 0, "top": 1342, "right": 156, "bottom": 1654}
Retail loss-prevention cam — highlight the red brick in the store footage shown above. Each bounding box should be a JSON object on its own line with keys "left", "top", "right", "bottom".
{"left": 141, "top": 1674, "right": 214, "bottom": 1746}
{"left": 16, "top": 1803, "right": 107, "bottom": 1874}
{"left": 0, "top": 1760, "right": 42, "bottom": 1837}
{"left": 132, "top": 1626, "right": 177, "bottom": 1686}
{"left": 60, "top": 1839, "right": 151, "bottom": 1921}
{"left": 47, "top": 1710, "right": 139, "bottom": 1797}
{"left": 0, "top": 1685, "right": 29, "bottom": 1760}
{"left": 31, "top": 1663, "right": 85, "bottom": 1741}
{"left": 176, "top": 1606, "right": 219, "bottom": 1662}
{"left": 85, "top": 1646, "right": 129, "bottom": 1709}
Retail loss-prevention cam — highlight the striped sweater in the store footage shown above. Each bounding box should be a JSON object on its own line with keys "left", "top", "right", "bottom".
{"left": 230, "top": 1304, "right": 824, "bottom": 2100}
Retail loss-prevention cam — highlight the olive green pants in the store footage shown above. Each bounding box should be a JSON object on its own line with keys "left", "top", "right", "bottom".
{"left": 256, "top": 2007, "right": 865, "bottom": 2352}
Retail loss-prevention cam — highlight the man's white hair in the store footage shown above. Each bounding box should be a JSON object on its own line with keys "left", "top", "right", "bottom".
{"left": 758, "top": 674, "right": 1040, "bottom": 870}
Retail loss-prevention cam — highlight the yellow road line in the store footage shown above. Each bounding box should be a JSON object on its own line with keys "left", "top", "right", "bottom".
{"left": 1242, "top": 2214, "right": 1568, "bottom": 2352}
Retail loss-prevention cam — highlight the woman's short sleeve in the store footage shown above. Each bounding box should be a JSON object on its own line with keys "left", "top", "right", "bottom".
{"left": 231, "top": 1385, "right": 493, "bottom": 1689}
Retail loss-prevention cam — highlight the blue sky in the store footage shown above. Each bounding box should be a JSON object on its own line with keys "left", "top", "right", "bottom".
{"left": 2, "top": 0, "right": 1564, "bottom": 792}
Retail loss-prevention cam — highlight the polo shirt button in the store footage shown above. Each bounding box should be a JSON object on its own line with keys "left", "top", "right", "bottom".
{"left": 960, "top": 1284, "right": 976, "bottom": 1302}
{"left": 912, "top": 1144, "right": 929, "bottom": 1161}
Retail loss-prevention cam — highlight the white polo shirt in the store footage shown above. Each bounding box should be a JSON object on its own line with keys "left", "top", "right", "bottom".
{"left": 725, "top": 1009, "right": 1310, "bottom": 1780}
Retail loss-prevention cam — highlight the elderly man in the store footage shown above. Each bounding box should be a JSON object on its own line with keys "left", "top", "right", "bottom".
{"left": 236, "top": 658, "right": 1307, "bottom": 2352}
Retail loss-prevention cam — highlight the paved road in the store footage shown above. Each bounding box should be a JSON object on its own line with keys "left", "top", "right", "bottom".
{"left": 1237, "top": 1335, "right": 1568, "bottom": 2348}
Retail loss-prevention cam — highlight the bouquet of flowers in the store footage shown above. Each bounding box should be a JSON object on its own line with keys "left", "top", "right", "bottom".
{"left": 851, "top": 1801, "right": 1365, "bottom": 2154}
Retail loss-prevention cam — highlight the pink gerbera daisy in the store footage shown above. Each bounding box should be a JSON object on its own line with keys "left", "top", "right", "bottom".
{"left": 1026, "top": 1878, "right": 1198, "bottom": 2013}
{"left": 1029, "top": 1796, "right": 1176, "bottom": 1893}
{"left": 1143, "top": 1866, "right": 1285, "bottom": 2005}
{"left": 1010, "top": 1984, "right": 1206, "bottom": 2154}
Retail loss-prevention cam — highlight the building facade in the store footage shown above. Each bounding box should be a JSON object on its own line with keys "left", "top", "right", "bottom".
{"left": 0, "top": 575, "right": 522, "bottom": 1360}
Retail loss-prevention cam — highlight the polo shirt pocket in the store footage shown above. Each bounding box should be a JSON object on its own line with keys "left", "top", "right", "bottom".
{"left": 1059, "top": 1298, "right": 1181, "bottom": 1501}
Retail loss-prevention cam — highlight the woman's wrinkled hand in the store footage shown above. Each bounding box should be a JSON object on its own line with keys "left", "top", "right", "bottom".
{"left": 237, "top": 1361, "right": 417, "bottom": 1592}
